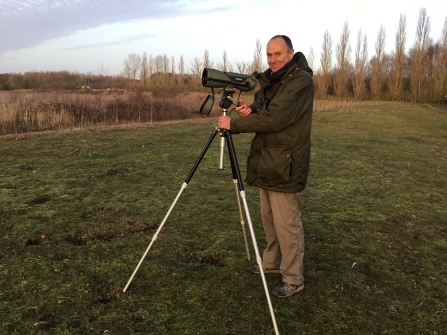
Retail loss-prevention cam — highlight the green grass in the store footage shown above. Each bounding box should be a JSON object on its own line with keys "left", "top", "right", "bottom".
{"left": 1, "top": 101, "right": 446, "bottom": 334}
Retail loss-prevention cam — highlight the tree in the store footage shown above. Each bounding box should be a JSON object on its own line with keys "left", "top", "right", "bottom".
{"left": 97, "top": 60, "right": 108, "bottom": 88}
{"left": 219, "top": 50, "right": 229, "bottom": 72}
{"left": 190, "top": 57, "right": 203, "bottom": 82}
{"left": 370, "top": 25, "right": 387, "bottom": 98}
{"left": 334, "top": 22, "right": 351, "bottom": 97}
{"left": 318, "top": 30, "right": 333, "bottom": 97}
{"left": 162, "top": 54, "right": 170, "bottom": 85}
{"left": 353, "top": 30, "right": 368, "bottom": 98}
{"left": 307, "top": 47, "right": 315, "bottom": 70}
{"left": 203, "top": 50, "right": 213, "bottom": 69}
{"left": 122, "top": 53, "right": 142, "bottom": 85}
{"left": 432, "top": 17, "right": 447, "bottom": 101}
{"left": 235, "top": 61, "right": 249, "bottom": 74}
{"left": 410, "top": 7, "right": 431, "bottom": 100}
{"left": 251, "top": 39, "right": 263, "bottom": 73}
{"left": 170, "top": 56, "right": 175, "bottom": 85}
{"left": 140, "top": 52, "right": 149, "bottom": 87}
{"left": 388, "top": 14, "right": 407, "bottom": 100}
{"left": 178, "top": 55, "right": 185, "bottom": 85}
{"left": 147, "top": 54, "right": 154, "bottom": 86}
{"left": 7, "top": 73, "right": 24, "bottom": 90}
{"left": 154, "top": 55, "right": 164, "bottom": 85}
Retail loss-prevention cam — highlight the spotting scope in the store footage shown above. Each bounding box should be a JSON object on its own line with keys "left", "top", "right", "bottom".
{"left": 202, "top": 68, "right": 258, "bottom": 92}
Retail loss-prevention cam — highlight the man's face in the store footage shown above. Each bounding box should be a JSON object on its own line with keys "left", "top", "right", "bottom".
{"left": 266, "top": 38, "right": 294, "bottom": 73}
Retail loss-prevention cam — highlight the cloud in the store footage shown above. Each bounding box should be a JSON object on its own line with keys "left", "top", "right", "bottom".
{"left": 63, "top": 33, "right": 158, "bottom": 50}
{"left": 0, "top": 0, "right": 188, "bottom": 53}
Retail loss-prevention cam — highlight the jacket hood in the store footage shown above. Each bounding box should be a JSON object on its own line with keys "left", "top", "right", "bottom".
{"left": 293, "top": 52, "right": 313, "bottom": 77}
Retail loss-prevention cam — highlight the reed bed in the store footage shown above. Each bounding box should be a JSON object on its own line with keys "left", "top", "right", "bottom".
{"left": 0, "top": 91, "right": 407, "bottom": 136}
{"left": 0, "top": 91, "right": 221, "bottom": 135}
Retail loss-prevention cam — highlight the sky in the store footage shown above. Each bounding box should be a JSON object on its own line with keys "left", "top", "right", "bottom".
{"left": 0, "top": 0, "right": 446, "bottom": 76}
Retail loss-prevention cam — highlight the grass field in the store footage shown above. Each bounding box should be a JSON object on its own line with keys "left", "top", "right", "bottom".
{"left": 1, "top": 101, "right": 446, "bottom": 334}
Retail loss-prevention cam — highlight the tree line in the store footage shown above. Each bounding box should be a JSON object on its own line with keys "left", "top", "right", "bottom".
{"left": 120, "top": 39, "right": 264, "bottom": 89}
{"left": 314, "top": 8, "right": 447, "bottom": 102}
{"left": 1, "top": 8, "right": 446, "bottom": 103}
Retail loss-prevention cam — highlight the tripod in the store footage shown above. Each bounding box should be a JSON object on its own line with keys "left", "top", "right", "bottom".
{"left": 123, "top": 90, "right": 279, "bottom": 335}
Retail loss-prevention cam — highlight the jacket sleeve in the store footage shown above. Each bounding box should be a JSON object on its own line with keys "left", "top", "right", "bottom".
{"left": 230, "top": 70, "right": 313, "bottom": 134}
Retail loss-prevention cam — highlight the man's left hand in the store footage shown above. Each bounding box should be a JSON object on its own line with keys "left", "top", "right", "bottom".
{"left": 218, "top": 116, "right": 231, "bottom": 130}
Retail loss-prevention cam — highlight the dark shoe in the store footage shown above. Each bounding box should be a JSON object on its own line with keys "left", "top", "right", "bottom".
{"left": 250, "top": 264, "right": 281, "bottom": 274}
{"left": 271, "top": 282, "right": 304, "bottom": 298}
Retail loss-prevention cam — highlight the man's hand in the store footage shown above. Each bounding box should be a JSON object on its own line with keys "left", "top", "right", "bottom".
{"left": 218, "top": 116, "right": 231, "bottom": 130}
{"left": 235, "top": 99, "right": 252, "bottom": 117}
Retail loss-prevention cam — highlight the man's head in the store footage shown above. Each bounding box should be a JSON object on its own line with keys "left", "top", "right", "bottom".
{"left": 267, "top": 35, "right": 294, "bottom": 73}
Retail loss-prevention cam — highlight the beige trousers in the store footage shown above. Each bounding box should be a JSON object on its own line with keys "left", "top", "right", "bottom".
{"left": 259, "top": 188, "right": 304, "bottom": 285}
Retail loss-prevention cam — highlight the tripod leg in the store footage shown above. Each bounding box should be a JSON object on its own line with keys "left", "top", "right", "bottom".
{"left": 229, "top": 155, "right": 250, "bottom": 261}
{"left": 123, "top": 128, "right": 219, "bottom": 292}
{"left": 123, "top": 183, "right": 187, "bottom": 292}
{"left": 232, "top": 179, "right": 251, "bottom": 261}
{"left": 219, "top": 132, "right": 225, "bottom": 170}
{"left": 224, "top": 131, "right": 280, "bottom": 335}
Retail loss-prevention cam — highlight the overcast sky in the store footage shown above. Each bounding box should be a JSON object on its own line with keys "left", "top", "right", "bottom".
{"left": 0, "top": 0, "right": 446, "bottom": 76}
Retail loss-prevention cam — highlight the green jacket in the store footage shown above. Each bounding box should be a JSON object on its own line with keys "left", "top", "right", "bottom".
{"left": 230, "top": 52, "right": 314, "bottom": 192}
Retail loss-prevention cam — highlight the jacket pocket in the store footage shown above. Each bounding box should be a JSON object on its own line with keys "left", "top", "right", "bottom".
{"left": 257, "top": 144, "right": 292, "bottom": 185}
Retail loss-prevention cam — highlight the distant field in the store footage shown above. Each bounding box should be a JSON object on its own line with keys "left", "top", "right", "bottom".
{"left": 1, "top": 101, "right": 446, "bottom": 334}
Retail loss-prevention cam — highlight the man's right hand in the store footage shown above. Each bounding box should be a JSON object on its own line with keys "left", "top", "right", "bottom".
{"left": 235, "top": 99, "right": 252, "bottom": 117}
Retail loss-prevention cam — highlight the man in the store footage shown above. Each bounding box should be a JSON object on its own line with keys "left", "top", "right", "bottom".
{"left": 218, "top": 35, "right": 314, "bottom": 298}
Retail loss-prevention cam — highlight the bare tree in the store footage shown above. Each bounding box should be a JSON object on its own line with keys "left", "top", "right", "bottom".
{"left": 170, "top": 56, "right": 175, "bottom": 85}
{"left": 353, "top": 30, "right": 368, "bottom": 98}
{"left": 203, "top": 50, "right": 214, "bottom": 69}
{"left": 140, "top": 52, "right": 149, "bottom": 87}
{"left": 147, "top": 54, "right": 154, "bottom": 86}
{"left": 190, "top": 57, "right": 203, "bottom": 82}
{"left": 307, "top": 47, "right": 315, "bottom": 70}
{"left": 97, "top": 59, "right": 108, "bottom": 89}
{"left": 217, "top": 50, "right": 232, "bottom": 72}
{"left": 410, "top": 7, "right": 431, "bottom": 99}
{"left": 122, "top": 53, "right": 142, "bottom": 88}
{"left": 162, "top": 54, "right": 170, "bottom": 85}
{"left": 388, "top": 14, "right": 407, "bottom": 99}
{"left": 370, "top": 25, "right": 387, "bottom": 98}
{"left": 221, "top": 50, "right": 228, "bottom": 71}
{"left": 334, "top": 22, "right": 352, "bottom": 97}
{"left": 318, "top": 30, "right": 333, "bottom": 97}
{"left": 154, "top": 55, "right": 164, "bottom": 86}
{"left": 235, "top": 61, "right": 249, "bottom": 74}
{"left": 432, "top": 17, "right": 447, "bottom": 101}
{"left": 178, "top": 55, "right": 184, "bottom": 85}
{"left": 251, "top": 39, "right": 263, "bottom": 73}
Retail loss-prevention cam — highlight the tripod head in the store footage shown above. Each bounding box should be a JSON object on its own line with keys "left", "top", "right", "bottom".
{"left": 219, "top": 89, "right": 241, "bottom": 110}
{"left": 198, "top": 88, "right": 242, "bottom": 116}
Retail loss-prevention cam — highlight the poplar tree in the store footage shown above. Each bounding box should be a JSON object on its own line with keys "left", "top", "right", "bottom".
{"left": 432, "top": 18, "right": 447, "bottom": 101}
{"left": 370, "top": 25, "right": 387, "bottom": 98}
{"left": 334, "top": 22, "right": 351, "bottom": 97}
{"left": 388, "top": 15, "right": 407, "bottom": 100}
{"left": 353, "top": 30, "right": 368, "bottom": 98}
{"left": 410, "top": 7, "right": 431, "bottom": 100}
{"left": 318, "top": 30, "right": 333, "bottom": 97}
